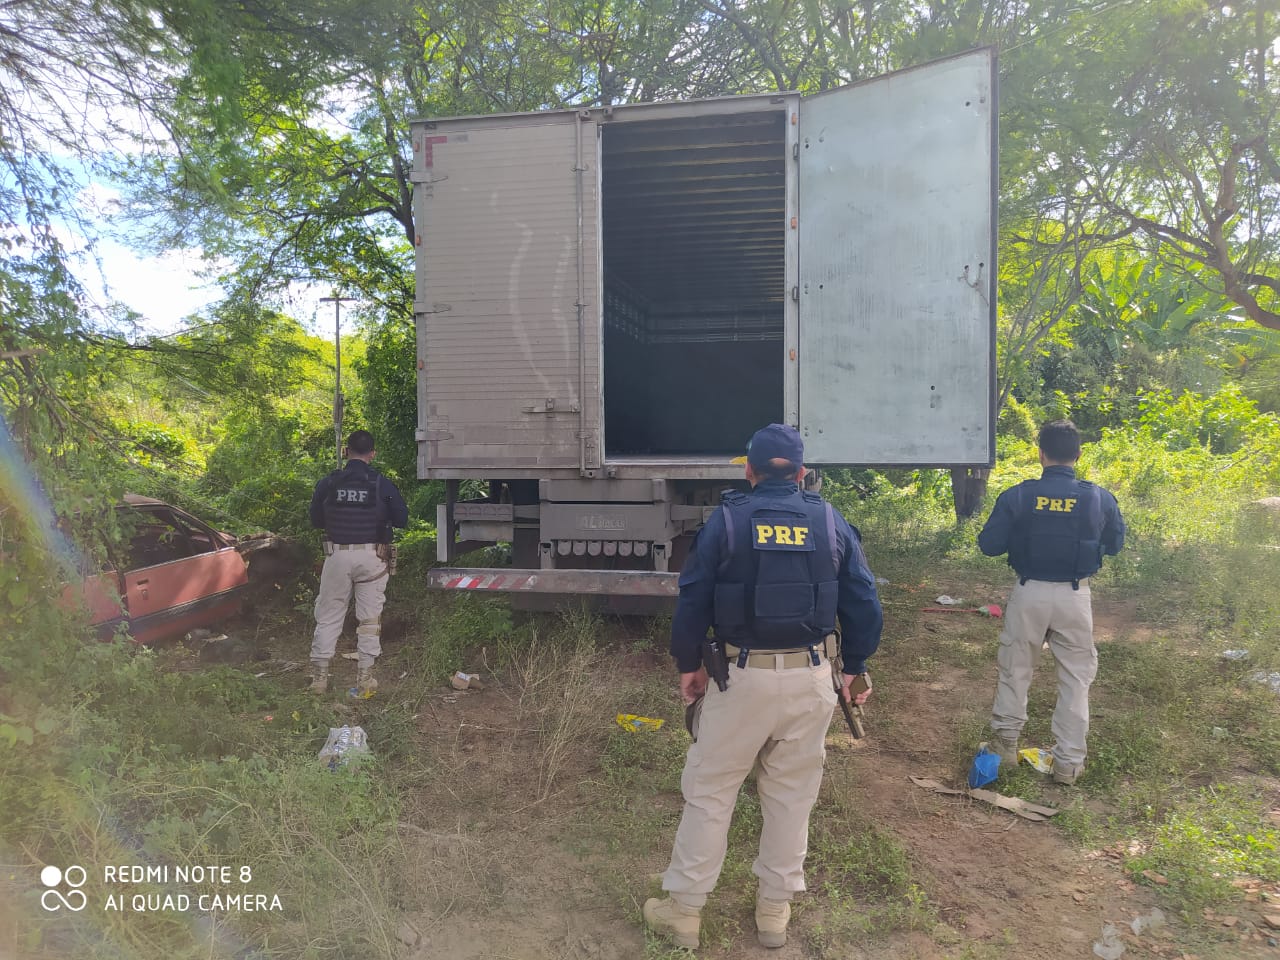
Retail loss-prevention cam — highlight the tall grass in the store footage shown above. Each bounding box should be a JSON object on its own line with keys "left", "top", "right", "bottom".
{"left": 1, "top": 584, "right": 410, "bottom": 959}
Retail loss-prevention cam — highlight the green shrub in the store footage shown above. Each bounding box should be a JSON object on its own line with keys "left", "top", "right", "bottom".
{"left": 998, "top": 396, "right": 1039, "bottom": 442}
{"left": 1136, "top": 384, "right": 1280, "bottom": 455}
{"left": 394, "top": 518, "right": 437, "bottom": 575}
{"left": 201, "top": 409, "right": 330, "bottom": 535}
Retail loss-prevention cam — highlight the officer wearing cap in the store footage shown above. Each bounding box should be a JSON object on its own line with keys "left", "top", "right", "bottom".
{"left": 644, "top": 423, "right": 883, "bottom": 950}
{"left": 308, "top": 430, "right": 409, "bottom": 697}
{"left": 977, "top": 419, "right": 1125, "bottom": 785}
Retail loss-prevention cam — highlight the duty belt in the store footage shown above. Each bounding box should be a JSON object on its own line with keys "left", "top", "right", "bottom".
{"left": 1019, "top": 575, "right": 1087, "bottom": 590}
{"left": 334, "top": 543, "right": 378, "bottom": 551}
{"left": 725, "top": 634, "right": 837, "bottom": 670}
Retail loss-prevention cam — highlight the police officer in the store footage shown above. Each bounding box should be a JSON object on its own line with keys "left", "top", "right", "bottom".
{"left": 977, "top": 419, "right": 1125, "bottom": 785}
{"left": 308, "top": 430, "right": 409, "bottom": 696}
{"left": 643, "top": 424, "right": 882, "bottom": 950}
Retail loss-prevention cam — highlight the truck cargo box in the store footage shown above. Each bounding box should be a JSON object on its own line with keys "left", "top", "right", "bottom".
{"left": 413, "top": 49, "right": 996, "bottom": 479}
{"left": 412, "top": 50, "right": 998, "bottom": 596}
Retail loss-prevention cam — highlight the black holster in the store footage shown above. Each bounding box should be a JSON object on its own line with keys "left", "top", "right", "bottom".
{"left": 376, "top": 542, "right": 397, "bottom": 576}
{"left": 702, "top": 637, "right": 729, "bottom": 692}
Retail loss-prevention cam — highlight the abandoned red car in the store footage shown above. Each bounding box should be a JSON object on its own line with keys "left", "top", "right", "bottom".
{"left": 62, "top": 495, "right": 277, "bottom": 644}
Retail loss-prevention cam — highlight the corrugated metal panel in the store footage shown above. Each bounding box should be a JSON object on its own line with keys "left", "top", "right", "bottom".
{"left": 413, "top": 114, "right": 601, "bottom": 474}
{"left": 797, "top": 49, "right": 996, "bottom": 466}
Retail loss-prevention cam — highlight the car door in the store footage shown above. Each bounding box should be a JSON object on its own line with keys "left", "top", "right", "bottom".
{"left": 119, "top": 505, "right": 249, "bottom": 643}
{"left": 61, "top": 569, "right": 126, "bottom": 638}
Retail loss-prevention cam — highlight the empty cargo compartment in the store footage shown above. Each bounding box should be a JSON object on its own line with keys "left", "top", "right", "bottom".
{"left": 601, "top": 110, "right": 786, "bottom": 458}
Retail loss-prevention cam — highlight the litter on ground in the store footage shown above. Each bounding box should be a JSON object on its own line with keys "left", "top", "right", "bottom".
{"left": 921, "top": 603, "right": 1003, "bottom": 617}
{"left": 1018, "top": 747, "right": 1054, "bottom": 774}
{"left": 967, "top": 746, "right": 1000, "bottom": 788}
{"left": 909, "top": 776, "right": 1059, "bottom": 822}
{"left": 1129, "top": 907, "right": 1167, "bottom": 936}
{"left": 1248, "top": 671, "right": 1280, "bottom": 694}
{"left": 318, "top": 725, "right": 371, "bottom": 770}
{"left": 1093, "top": 922, "right": 1125, "bottom": 959}
{"left": 616, "top": 713, "right": 665, "bottom": 732}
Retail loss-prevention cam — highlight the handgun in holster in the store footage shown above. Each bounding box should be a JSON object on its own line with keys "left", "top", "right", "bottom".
{"left": 375, "top": 542, "right": 398, "bottom": 576}
{"left": 701, "top": 637, "right": 729, "bottom": 692}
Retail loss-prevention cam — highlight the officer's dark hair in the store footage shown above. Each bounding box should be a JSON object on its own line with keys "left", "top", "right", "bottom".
{"left": 1038, "top": 419, "right": 1081, "bottom": 463}
{"left": 756, "top": 458, "right": 802, "bottom": 482}
{"left": 346, "top": 430, "right": 376, "bottom": 455}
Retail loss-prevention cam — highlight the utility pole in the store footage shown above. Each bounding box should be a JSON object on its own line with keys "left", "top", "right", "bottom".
{"left": 320, "top": 294, "right": 356, "bottom": 467}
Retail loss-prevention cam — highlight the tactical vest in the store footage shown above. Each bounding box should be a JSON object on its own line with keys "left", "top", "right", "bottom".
{"left": 711, "top": 487, "right": 840, "bottom": 647}
{"left": 322, "top": 463, "right": 386, "bottom": 544}
{"left": 1007, "top": 475, "right": 1104, "bottom": 583}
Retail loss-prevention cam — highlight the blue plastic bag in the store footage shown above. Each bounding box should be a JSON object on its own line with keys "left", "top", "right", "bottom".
{"left": 967, "top": 748, "right": 1000, "bottom": 788}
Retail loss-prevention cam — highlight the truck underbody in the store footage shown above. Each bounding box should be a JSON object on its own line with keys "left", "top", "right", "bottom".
{"left": 432, "top": 475, "right": 747, "bottom": 610}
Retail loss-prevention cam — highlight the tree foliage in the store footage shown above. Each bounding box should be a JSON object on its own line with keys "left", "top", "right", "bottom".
{"left": 1059, "top": 1, "right": 1280, "bottom": 330}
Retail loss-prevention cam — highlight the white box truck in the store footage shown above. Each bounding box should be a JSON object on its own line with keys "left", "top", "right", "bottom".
{"left": 412, "top": 48, "right": 997, "bottom": 603}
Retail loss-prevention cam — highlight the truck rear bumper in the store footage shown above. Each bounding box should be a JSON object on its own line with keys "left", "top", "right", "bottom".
{"left": 428, "top": 567, "right": 680, "bottom": 597}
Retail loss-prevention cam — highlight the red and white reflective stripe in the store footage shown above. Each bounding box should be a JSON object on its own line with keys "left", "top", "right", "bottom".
{"left": 429, "top": 567, "right": 680, "bottom": 596}
{"left": 441, "top": 573, "right": 530, "bottom": 591}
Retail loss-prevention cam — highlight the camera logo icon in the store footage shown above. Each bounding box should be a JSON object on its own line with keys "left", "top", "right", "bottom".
{"left": 40, "top": 865, "right": 87, "bottom": 912}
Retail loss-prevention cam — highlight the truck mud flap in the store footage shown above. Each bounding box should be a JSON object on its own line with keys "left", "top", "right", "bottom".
{"left": 428, "top": 568, "right": 679, "bottom": 597}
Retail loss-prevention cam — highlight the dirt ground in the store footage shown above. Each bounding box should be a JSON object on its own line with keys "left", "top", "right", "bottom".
{"left": 242, "top": 578, "right": 1280, "bottom": 960}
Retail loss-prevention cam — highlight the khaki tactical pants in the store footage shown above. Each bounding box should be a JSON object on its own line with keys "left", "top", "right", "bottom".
{"left": 662, "top": 658, "right": 838, "bottom": 906}
{"left": 991, "top": 578, "right": 1097, "bottom": 774}
{"left": 311, "top": 546, "right": 387, "bottom": 669}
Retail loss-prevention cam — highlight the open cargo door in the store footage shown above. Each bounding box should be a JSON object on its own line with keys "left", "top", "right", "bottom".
{"left": 413, "top": 112, "right": 602, "bottom": 475}
{"left": 797, "top": 49, "right": 996, "bottom": 466}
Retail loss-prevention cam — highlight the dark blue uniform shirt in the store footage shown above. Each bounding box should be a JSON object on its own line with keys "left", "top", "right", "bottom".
{"left": 670, "top": 480, "right": 883, "bottom": 676}
{"left": 977, "top": 465, "right": 1125, "bottom": 578}
{"left": 309, "top": 459, "right": 409, "bottom": 541}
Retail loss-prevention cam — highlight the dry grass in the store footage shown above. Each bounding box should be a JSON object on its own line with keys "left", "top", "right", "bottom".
{"left": 505, "top": 610, "right": 606, "bottom": 801}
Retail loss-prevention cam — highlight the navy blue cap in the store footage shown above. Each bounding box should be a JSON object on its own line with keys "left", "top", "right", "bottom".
{"left": 746, "top": 423, "right": 804, "bottom": 467}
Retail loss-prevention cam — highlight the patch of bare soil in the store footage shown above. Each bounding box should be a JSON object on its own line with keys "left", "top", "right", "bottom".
{"left": 846, "top": 738, "right": 1166, "bottom": 960}
{"left": 1093, "top": 596, "right": 1162, "bottom": 644}
{"left": 388, "top": 677, "right": 645, "bottom": 960}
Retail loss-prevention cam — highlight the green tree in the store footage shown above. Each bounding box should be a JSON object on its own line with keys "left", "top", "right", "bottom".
{"left": 1034, "top": 1, "right": 1280, "bottom": 330}
{"left": 355, "top": 317, "right": 417, "bottom": 483}
{"left": 0, "top": 0, "right": 323, "bottom": 477}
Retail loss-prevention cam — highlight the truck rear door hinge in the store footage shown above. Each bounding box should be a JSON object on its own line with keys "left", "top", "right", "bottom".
{"left": 792, "top": 142, "right": 800, "bottom": 161}
{"left": 523, "top": 398, "right": 579, "bottom": 414}
{"left": 791, "top": 286, "right": 799, "bottom": 302}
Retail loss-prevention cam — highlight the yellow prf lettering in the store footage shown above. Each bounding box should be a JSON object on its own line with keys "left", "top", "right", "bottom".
{"left": 1050, "top": 498, "right": 1065, "bottom": 511}
{"left": 775, "top": 526, "right": 794, "bottom": 545}
{"left": 793, "top": 526, "right": 809, "bottom": 546}
{"left": 756, "top": 525, "right": 774, "bottom": 544}
{"left": 1064, "top": 498, "right": 1077, "bottom": 512}
{"left": 1035, "top": 496, "right": 1050, "bottom": 511}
